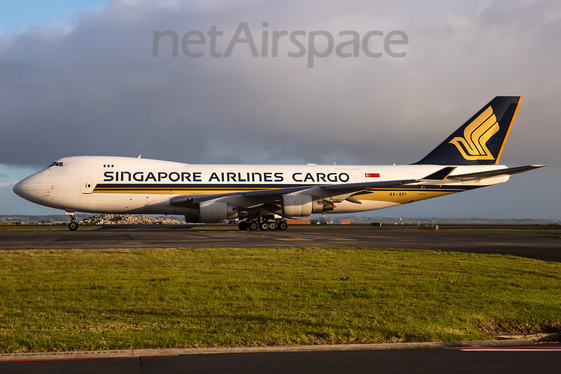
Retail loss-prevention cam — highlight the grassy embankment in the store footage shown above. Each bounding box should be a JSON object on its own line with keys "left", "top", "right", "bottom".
{"left": 0, "top": 247, "right": 560, "bottom": 352}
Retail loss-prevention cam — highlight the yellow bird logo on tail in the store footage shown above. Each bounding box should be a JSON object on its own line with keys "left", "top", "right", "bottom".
{"left": 449, "top": 106, "right": 499, "bottom": 160}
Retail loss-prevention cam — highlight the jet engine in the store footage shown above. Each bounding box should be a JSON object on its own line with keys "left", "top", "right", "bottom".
{"left": 281, "top": 193, "right": 335, "bottom": 217}
{"left": 198, "top": 201, "right": 239, "bottom": 223}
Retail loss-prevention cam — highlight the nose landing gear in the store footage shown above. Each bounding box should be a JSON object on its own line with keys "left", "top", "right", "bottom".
{"left": 66, "top": 210, "right": 79, "bottom": 231}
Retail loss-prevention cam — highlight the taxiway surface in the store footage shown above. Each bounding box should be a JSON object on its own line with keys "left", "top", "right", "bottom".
{"left": 1, "top": 225, "right": 560, "bottom": 262}
{"left": 2, "top": 343, "right": 561, "bottom": 374}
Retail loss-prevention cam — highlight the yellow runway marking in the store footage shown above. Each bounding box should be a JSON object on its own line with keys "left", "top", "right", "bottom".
{"left": 275, "top": 238, "right": 315, "bottom": 241}
{"left": 328, "top": 238, "right": 357, "bottom": 241}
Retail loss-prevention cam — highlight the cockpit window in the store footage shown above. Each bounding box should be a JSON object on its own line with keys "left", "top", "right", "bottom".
{"left": 48, "top": 162, "right": 64, "bottom": 167}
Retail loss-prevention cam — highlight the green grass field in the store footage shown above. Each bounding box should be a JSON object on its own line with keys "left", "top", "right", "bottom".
{"left": 1, "top": 247, "right": 560, "bottom": 353}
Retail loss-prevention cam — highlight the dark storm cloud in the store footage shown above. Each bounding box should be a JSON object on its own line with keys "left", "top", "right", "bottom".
{"left": 0, "top": 0, "right": 559, "bottom": 170}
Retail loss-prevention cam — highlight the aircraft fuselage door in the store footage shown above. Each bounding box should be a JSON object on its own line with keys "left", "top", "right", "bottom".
{"left": 81, "top": 178, "right": 94, "bottom": 194}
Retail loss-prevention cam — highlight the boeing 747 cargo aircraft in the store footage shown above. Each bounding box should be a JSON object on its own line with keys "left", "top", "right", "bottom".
{"left": 14, "top": 97, "right": 544, "bottom": 230}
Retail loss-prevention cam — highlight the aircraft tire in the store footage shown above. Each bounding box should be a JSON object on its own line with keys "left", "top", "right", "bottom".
{"left": 68, "top": 222, "right": 79, "bottom": 231}
{"left": 238, "top": 221, "right": 248, "bottom": 231}
{"left": 248, "top": 221, "right": 259, "bottom": 230}
{"left": 259, "top": 221, "right": 269, "bottom": 230}
{"left": 268, "top": 221, "right": 277, "bottom": 230}
{"left": 277, "top": 221, "right": 288, "bottom": 230}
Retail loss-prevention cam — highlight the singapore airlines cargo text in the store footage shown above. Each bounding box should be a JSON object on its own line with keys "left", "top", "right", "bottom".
{"left": 103, "top": 171, "right": 352, "bottom": 183}
{"left": 152, "top": 22, "right": 408, "bottom": 68}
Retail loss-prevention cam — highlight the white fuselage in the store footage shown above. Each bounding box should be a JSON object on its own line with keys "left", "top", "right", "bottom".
{"left": 14, "top": 156, "right": 509, "bottom": 217}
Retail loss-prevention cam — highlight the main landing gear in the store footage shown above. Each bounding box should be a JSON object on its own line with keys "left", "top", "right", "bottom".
{"left": 238, "top": 218, "right": 288, "bottom": 231}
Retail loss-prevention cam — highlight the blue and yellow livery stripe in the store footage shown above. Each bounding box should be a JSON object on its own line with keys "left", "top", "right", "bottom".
{"left": 93, "top": 183, "right": 477, "bottom": 197}
{"left": 359, "top": 185, "right": 475, "bottom": 204}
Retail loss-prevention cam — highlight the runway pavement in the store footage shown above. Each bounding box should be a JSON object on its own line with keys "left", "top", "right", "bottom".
{"left": 1, "top": 225, "right": 560, "bottom": 261}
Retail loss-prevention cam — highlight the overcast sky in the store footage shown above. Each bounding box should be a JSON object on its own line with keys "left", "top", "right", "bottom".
{"left": 1, "top": 0, "right": 559, "bottom": 219}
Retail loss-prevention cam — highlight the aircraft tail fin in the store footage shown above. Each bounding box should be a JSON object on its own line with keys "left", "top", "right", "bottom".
{"left": 415, "top": 96, "right": 522, "bottom": 165}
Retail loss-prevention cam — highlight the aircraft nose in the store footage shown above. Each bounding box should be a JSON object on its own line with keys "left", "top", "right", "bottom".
{"left": 13, "top": 180, "right": 23, "bottom": 197}
{"left": 12, "top": 171, "right": 50, "bottom": 204}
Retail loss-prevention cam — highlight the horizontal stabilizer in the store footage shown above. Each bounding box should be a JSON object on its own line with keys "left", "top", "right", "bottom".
{"left": 446, "top": 165, "right": 545, "bottom": 181}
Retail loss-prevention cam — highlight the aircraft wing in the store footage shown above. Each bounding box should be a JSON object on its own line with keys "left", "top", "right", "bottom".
{"left": 170, "top": 175, "right": 428, "bottom": 208}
